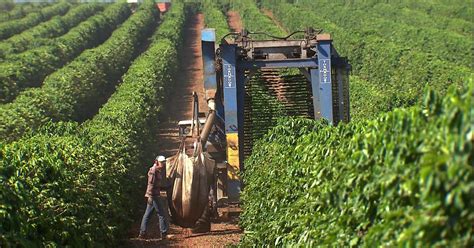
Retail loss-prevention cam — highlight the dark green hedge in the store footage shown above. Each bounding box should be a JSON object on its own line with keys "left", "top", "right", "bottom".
{"left": 346, "top": 2, "right": 473, "bottom": 37}
{"left": 0, "top": 3, "right": 130, "bottom": 103}
{"left": 0, "top": 3, "right": 46, "bottom": 23}
{"left": 0, "top": 3, "right": 104, "bottom": 58}
{"left": 241, "top": 85, "right": 473, "bottom": 246}
{"left": 201, "top": 0, "right": 230, "bottom": 40}
{"left": 0, "top": 2, "right": 158, "bottom": 142}
{"left": 220, "top": 0, "right": 285, "bottom": 38}
{"left": 0, "top": 1, "right": 187, "bottom": 246}
{"left": 297, "top": 0, "right": 473, "bottom": 68}
{"left": 363, "top": 0, "right": 473, "bottom": 23}
{"left": 0, "top": 2, "right": 70, "bottom": 40}
{"left": 260, "top": 0, "right": 472, "bottom": 120}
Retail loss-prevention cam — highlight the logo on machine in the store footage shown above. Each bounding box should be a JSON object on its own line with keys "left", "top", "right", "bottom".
{"left": 224, "top": 64, "right": 235, "bottom": 88}
{"left": 319, "top": 59, "right": 331, "bottom": 84}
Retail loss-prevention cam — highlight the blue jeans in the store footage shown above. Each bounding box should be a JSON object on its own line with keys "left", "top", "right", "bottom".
{"left": 139, "top": 196, "right": 169, "bottom": 235}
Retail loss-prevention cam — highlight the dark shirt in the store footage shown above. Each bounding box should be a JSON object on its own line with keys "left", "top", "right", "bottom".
{"left": 145, "top": 165, "right": 162, "bottom": 198}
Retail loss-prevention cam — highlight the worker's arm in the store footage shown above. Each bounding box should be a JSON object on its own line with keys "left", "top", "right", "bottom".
{"left": 148, "top": 169, "right": 156, "bottom": 185}
{"left": 145, "top": 167, "right": 157, "bottom": 203}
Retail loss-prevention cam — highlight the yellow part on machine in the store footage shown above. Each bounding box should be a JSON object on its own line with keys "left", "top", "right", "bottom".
{"left": 226, "top": 133, "right": 240, "bottom": 180}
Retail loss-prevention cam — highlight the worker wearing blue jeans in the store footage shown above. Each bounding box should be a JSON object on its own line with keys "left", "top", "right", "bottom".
{"left": 138, "top": 156, "right": 170, "bottom": 239}
{"left": 139, "top": 197, "right": 169, "bottom": 238}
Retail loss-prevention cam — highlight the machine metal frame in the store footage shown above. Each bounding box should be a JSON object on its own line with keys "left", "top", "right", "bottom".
{"left": 201, "top": 28, "right": 350, "bottom": 200}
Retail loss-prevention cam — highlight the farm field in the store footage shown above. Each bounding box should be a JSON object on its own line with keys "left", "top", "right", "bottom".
{"left": 0, "top": 0, "right": 472, "bottom": 247}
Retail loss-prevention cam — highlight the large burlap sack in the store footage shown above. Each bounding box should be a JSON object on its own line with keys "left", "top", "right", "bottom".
{"left": 167, "top": 141, "right": 215, "bottom": 227}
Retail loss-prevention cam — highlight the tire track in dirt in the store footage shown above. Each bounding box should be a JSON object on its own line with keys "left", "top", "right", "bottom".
{"left": 123, "top": 11, "right": 241, "bottom": 248}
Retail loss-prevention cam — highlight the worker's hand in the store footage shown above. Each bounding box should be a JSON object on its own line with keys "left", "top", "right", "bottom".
{"left": 147, "top": 197, "right": 153, "bottom": 205}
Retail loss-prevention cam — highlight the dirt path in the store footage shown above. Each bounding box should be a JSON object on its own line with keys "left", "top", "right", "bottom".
{"left": 153, "top": 13, "right": 208, "bottom": 158}
{"left": 122, "top": 12, "right": 241, "bottom": 248}
{"left": 226, "top": 10, "right": 243, "bottom": 32}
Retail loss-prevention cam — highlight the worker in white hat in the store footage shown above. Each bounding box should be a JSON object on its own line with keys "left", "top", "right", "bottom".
{"left": 138, "top": 155, "right": 172, "bottom": 240}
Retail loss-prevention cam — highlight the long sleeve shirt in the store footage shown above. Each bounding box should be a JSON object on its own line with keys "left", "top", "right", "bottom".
{"left": 145, "top": 165, "right": 162, "bottom": 198}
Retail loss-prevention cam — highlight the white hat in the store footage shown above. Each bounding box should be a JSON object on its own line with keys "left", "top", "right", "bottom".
{"left": 156, "top": 155, "right": 166, "bottom": 162}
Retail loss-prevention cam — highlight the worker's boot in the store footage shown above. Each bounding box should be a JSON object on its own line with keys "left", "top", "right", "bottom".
{"left": 137, "top": 232, "right": 146, "bottom": 239}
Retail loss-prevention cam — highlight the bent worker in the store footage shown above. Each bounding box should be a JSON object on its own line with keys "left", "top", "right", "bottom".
{"left": 138, "top": 155, "right": 171, "bottom": 240}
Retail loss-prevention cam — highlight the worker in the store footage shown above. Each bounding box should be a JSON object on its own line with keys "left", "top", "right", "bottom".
{"left": 138, "top": 155, "right": 172, "bottom": 240}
